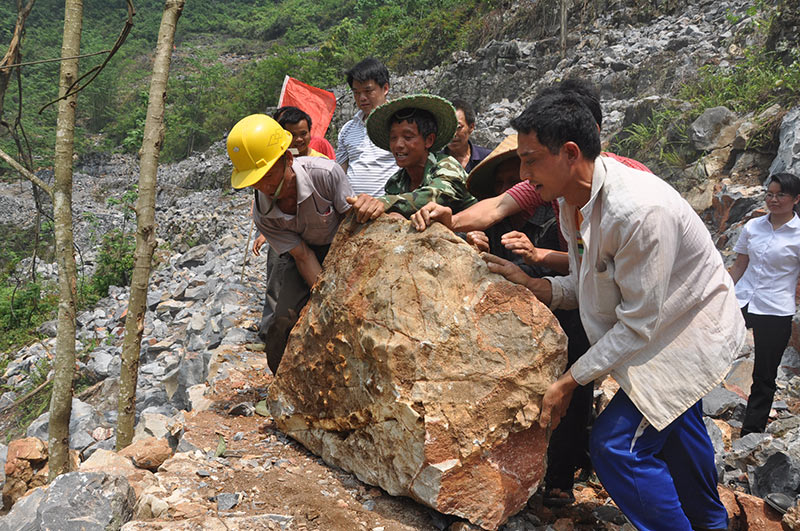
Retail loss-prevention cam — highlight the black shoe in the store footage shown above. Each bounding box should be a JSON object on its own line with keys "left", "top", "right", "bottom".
{"left": 764, "top": 492, "right": 795, "bottom": 515}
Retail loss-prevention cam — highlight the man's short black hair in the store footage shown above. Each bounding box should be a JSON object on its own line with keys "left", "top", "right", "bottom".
{"left": 346, "top": 57, "right": 390, "bottom": 88}
{"left": 537, "top": 79, "right": 603, "bottom": 130}
{"left": 273, "top": 106, "right": 312, "bottom": 130}
{"left": 451, "top": 99, "right": 476, "bottom": 126}
{"left": 389, "top": 108, "right": 438, "bottom": 143}
{"left": 767, "top": 172, "right": 800, "bottom": 197}
{"left": 510, "top": 92, "right": 601, "bottom": 160}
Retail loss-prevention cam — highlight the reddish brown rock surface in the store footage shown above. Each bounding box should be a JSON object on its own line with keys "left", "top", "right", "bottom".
{"left": 118, "top": 437, "right": 174, "bottom": 471}
{"left": 268, "top": 217, "right": 568, "bottom": 530}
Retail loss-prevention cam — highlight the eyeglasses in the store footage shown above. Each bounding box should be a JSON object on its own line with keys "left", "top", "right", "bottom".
{"left": 765, "top": 191, "right": 793, "bottom": 200}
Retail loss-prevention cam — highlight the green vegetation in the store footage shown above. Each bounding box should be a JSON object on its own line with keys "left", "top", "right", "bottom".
{"left": 611, "top": 0, "right": 799, "bottom": 172}
{"left": 0, "top": 185, "right": 138, "bottom": 354}
{"left": 0, "top": 0, "right": 497, "bottom": 167}
{"left": 611, "top": 47, "right": 799, "bottom": 172}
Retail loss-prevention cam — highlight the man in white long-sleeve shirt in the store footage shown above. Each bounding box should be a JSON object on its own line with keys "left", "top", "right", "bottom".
{"left": 484, "top": 92, "right": 745, "bottom": 531}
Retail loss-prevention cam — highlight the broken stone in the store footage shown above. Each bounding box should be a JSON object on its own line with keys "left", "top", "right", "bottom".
{"left": 734, "top": 491, "right": 784, "bottom": 530}
{"left": 751, "top": 452, "right": 800, "bottom": 499}
{"left": 216, "top": 492, "right": 240, "bottom": 511}
{"left": 268, "top": 217, "right": 567, "bottom": 530}
{"left": 690, "top": 106, "right": 736, "bottom": 151}
{"left": 703, "top": 386, "right": 745, "bottom": 418}
{"left": 119, "top": 437, "right": 173, "bottom": 471}
{"left": 228, "top": 402, "right": 255, "bottom": 417}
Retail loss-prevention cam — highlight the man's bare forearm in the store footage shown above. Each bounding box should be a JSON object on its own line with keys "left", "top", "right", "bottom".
{"left": 452, "top": 193, "right": 520, "bottom": 232}
{"left": 290, "top": 241, "right": 323, "bottom": 288}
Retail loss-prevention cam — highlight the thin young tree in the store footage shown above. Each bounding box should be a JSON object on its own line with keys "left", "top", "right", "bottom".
{"left": 47, "top": 0, "right": 83, "bottom": 480}
{"left": 116, "top": 0, "right": 186, "bottom": 450}
{"left": 560, "top": 0, "right": 568, "bottom": 58}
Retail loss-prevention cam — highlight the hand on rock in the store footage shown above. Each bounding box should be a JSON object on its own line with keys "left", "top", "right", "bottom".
{"left": 466, "top": 231, "right": 490, "bottom": 252}
{"left": 347, "top": 194, "right": 387, "bottom": 223}
{"left": 539, "top": 371, "right": 579, "bottom": 430}
{"left": 411, "top": 202, "right": 453, "bottom": 232}
{"left": 482, "top": 253, "right": 531, "bottom": 286}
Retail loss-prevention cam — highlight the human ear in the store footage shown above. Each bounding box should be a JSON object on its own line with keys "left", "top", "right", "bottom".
{"left": 563, "top": 141, "right": 581, "bottom": 161}
{"left": 424, "top": 133, "right": 436, "bottom": 150}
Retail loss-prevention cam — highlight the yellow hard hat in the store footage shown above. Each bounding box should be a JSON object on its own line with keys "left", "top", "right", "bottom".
{"left": 227, "top": 114, "right": 293, "bottom": 189}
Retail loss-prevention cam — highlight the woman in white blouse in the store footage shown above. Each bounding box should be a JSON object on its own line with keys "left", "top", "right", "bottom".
{"left": 729, "top": 172, "right": 800, "bottom": 436}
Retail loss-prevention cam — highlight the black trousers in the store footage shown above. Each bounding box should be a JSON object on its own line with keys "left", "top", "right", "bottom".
{"left": 545, "top": 308, "right": 594, "bottom": 490}
{"left": 741, "top": 305, "right": 794, "bottom": 435}
{"left": 259, "top": 243, "right": 330, "bottom": 374}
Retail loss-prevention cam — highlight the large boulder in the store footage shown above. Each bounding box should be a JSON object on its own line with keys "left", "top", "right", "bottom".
{"left": 268, "top": 217, "right": 567, "bottom": 530}
{"left": 0, "top": 472, "right": 135, "bottom": 531}
{"left": 769, "top": 106, "right": 800, "bottom": 178}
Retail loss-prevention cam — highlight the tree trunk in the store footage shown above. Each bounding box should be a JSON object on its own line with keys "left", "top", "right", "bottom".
{"left": 0, "top": 0, "right": 35, "bottom": 118}
{"left": 116, "top": 0, "right": 185, "bottom": 451}
{"left": 560, "top": 0, "right": 568, "bottom": 58}
{"left": 47, "top": 0, "right": 82, "bottom": 481}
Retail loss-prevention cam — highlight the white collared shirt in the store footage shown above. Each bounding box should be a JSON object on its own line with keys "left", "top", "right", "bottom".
{"left": 733, "top": 212, "right": 800, "bottom": 316}
{"left": 253, "top": 157, "right": 353, "bottom": 255}
{"left": 547, "top": 157, "right": 746, "bottom": 430}
{"left": 336, "top": 110, "right": 398, "bottom": 197}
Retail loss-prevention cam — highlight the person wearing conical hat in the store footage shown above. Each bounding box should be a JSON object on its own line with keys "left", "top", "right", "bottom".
{"left": 462, "top": 134, "right": 562, "bottom": 278}
{"left": 346, "top": 94, "right": 477, "bottom": 222}
{"left": 227, "top": 113, "right": 354, "bottom": 374}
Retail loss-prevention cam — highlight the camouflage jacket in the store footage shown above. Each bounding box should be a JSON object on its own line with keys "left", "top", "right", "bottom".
{"left": 379, "top": 152, "right": 477, "bottom": 217}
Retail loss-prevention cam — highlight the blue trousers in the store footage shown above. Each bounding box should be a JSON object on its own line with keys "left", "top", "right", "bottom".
{"left": 590, "top": 391, "right": 727, "bottom": 531}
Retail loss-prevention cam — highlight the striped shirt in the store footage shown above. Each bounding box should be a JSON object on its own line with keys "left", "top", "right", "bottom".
{"left": 336, "top": 110, "right": 398, "bottom": 197}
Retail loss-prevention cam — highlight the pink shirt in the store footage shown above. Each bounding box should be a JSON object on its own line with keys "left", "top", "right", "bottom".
{"left": 504, "top": 153, "right": 652, "bottom": 251}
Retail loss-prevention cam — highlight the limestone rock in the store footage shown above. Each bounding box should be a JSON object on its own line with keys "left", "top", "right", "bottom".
{"left": 41, "top": 472, "right": 135, "bottom": 530}
{"left": 80, "top": 449, "right": 158, "bottom": 498}
{"left": 734, "top": 491, "right": 784, "bottom": 530}
{"left": 690, "top": 106, "right": 736, "bottom": 151}
{"left": 268, "top": 217, "right": 567, "bottom": 530}
{"left": 784, "top": 503, "right": 800, "bottom": 531}
{"left": 769, "top": 106, "right": 800, "bottom": 177}
{"left": 119, "top": 437, "right": 173, "bottom": 471}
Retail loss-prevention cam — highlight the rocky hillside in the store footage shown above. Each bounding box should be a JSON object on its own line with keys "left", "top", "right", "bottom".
{"left": 0, "top": 0, "right": 799, "bottom": 528}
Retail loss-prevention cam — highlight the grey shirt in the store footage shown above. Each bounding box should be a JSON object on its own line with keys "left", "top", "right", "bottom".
{"left": 253, "top": 156, "right": 353, "bottom": 255}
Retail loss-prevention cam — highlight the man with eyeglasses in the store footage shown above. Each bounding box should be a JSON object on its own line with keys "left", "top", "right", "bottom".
{"left": 336, "top": 57, "right": 398, "bottom": 197}
{"left": 228, "top": 114, "right": 354, "bottom": 374}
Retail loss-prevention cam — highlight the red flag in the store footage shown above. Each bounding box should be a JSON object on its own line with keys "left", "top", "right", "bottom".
{"left": 278, "top": 76, "right": 337, "bottom": 138}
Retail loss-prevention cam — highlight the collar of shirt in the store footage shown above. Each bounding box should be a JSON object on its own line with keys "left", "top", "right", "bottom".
{"left": 385, "top": 152, "right": 437, "bottom": 191}
{"left": 355, "top": 109, "right": 366, "bottom": 124}
{"left": 781, "top": 212, "right": 800, "bottom": 230}
{"left": 575, "top": 157, "right": 607, "bottom": 247}
{"left": 257, "top": 160, "right": 313, "bottom": 220}
{"left": 443, "top": 139, "right": 479, "bottom": 160}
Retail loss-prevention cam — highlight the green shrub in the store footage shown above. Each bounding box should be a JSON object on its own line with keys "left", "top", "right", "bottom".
{"left": 90, "top": 228, "right": 136, "bottom": 298}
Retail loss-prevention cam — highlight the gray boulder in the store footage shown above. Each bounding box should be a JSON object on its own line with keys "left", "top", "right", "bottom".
{"left": 752, "top": 452, "right": 800, "bottom": 499}
{"left": 690, "top": 106, "right": 736, "bottom": 151}
{"left": 769, "top": 106, "right": 800, "bottom": 177}
{"left": 702, "top": 386, "right": 745, "bottom": 418}
{"left": 26, "top": 398, "right": 105, "bottom": 451}
{"left": 0, "top": 487, "right": 47, "bottom": 531}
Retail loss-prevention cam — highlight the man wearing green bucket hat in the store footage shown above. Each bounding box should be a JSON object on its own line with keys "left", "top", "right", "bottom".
{"left": 227, "top": 113, "right": 354, "bottom": 373}
{"left": 346, "top": 94, "right": 477, "bottom": 221}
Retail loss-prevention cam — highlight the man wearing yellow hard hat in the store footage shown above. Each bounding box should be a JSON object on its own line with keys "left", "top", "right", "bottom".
{"left": 228, "top": 114, "right": 354, "bottom": 374}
